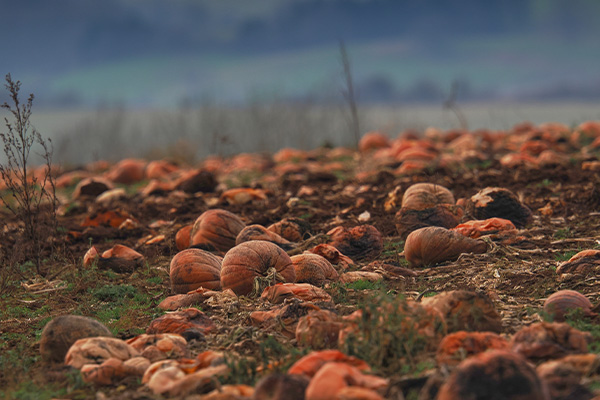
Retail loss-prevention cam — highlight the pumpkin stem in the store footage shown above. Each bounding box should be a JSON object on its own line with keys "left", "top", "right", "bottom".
{"left": 286, "top": 233, "right": 330, "bottom": 256}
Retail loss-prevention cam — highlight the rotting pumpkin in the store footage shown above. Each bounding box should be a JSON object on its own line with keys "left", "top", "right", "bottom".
{"left": 169, "top": 248, "right": 223, "bottom": 294}
{"left": 220, "top": 240, "right": 296, "bottom": 296}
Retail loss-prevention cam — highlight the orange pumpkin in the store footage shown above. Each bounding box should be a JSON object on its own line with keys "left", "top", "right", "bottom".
{"left": 437, "top": 350, "right": 550, "bottom": 400}
{"left": 190, "top": 209, "right": 245, "bottom": 254}
{"left": 511, "top": 322, "right": 590, "bottom": 361}
{"left": 543, "top": 290, "right": 596, "bottom": 322}
{"left": 556, "top": 249, "right": 600, "bottom": 275}
{"left": 39, "top": 315, "right": 113, "bottom": 363}
{"left": 295, "top": 310, "right": 343, "bottom": 350}
{"left": 253, "top": 373, "right": 309, "bottom": 400}
{"left": 305, "top": 362, "right": 388, "bottom": 400}
{"left": 145, "top": 159, "right": 179, "bottom": 180}
{"left": 72, "top": 177, "right": 114, "bottom": 199}
{"left": 466, "top": 187, "right": 533, "bottom": 228}
{"left": 451, "top": 217, "right": 517, "bottom": 239}
{"left": 358, "top": 131, "right": 391, "bottom": 153}
{"left": 291, "top": 253, "right": 339, "bottom": 286}
{"left": 261, "top": 283, "right": 332, "bottom": 304}
{"left": 175, "top": 225, "right": 193, "bottom": 251}
{"left": 310, "top": 244, "right": 354, "bottom": 270}
{"left": 267, "top": 218, "right": 313, "bottom": 242}
{"left": 328, "top": 225, "right": 383, "bottom": 262}
{"left": 220, "top": 188, "right": 268, "bottom": 205}
{"left": 169, "top": 248, "right": 222, "bottom": 294}
{"left": 105, "top": 158, "right": 146, "bottom": 184}
{"left": 236, "top": 224, "right": 293, "bottom": 249}
{"left": 220, "top": 240, "right": 296, "bottom": 296}
{"left": 421, "top": 290, "right": 502, "bottom": 333}
{"left": 401, "top": 183, "right": 455, "bottom": 210}
{"left": 436, "top": 331, "right": 509, "bottom": 367}
{"left": 395, "top": 204, "right": 463, "bottom": 239}
{"left": 174, "top": 169, "right": 217, "bottom": 194}
{"left": 146, "top": 308, "right": 216, "bottom": 336}
{"left": 65, "top": 337, "right": 139, "bottom": 369}
{"left": 404, "top": 226, "right": 487, "bottom": 268}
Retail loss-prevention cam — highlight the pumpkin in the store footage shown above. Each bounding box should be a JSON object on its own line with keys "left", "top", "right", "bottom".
{"left": 80, "top": 357, "right": 129, "bottom": 385}
{"left": 395, "top": 204, "right": 463, "bottom": 239}
{"left": 65, "top": 336, "right": 140, "bottom": 369}
{"left": 96, "top": 188, "right": 127, "bottom": 204}
{"left": 175, "top": 224, "right": 193, "bottom": 251}
{"left": 220, "top": 240, "right": 296, "bottom": 296}
{"left": 556, "top": 249, "right": 600, "bottom": 275}
{"left": 339, "top": 271, "right": 383, "bottom": 284}
{"left": 511, "top": 322, "right": 591, "bottom": 361}
{"left": 95, "top": 244, "right": 145, "bottom": 273}
{"left": 536, "top": 360, "right": 591, "bottom": 400}
{"left": 404, "top": 226, "right": 487, "bottom": 268}
{"left": 203, "top": 384, "right": 255, "bottom": 399}
{"left": 39, "top": 315, "right": 113, "bottom": 363}
{"left": 145, "top": 159, "right": 178, "bottom": 180}
{"left": 437, "top": 350, "right": 550, "bottom": 400}
{"left": 250, "top": 301, "right": 318, "bottom": 339}
{"left": 72, "top": 177, "right": 113, "bottom": 199}
{"left": 451, "top": 217, "right": 517, "bottom": 239}
{"left": 220, "top": 187, "right": 268, "bottom": 205}
{"left": 169, "top": 248, "right": 222, "bottom": 294}
{"left": 328, "top": 225, "right": 383, "bottom": 262}
{"left": 267, "top": 217, "right": 313, "bottom": 242}
{"left": 291, "top": 253, "right": 339, "bottom": 286}
{"left": 421, "top": 290, "right": 502, "bottom": 333}
{"left": 174, "top": 169, "right": 217, "bottom": 193}
{"left": 358, "top": 131, "right": 391, "bottom": 153}
{"left": 466, "top": 187, "right": 533, "bottom": 228}
{"left": 146, "top": 308, "right": 216, "bottom": 336}
{"left": 288, "top": 350, "right": 370, "bottom": 377}
{"left": 295, "top": 310, "right": 343, "bottom": 349}
{"left": 261, "top": 283, "right": 332, "bottom": 304}
{"left": 190, "top": 209, "right": 245, "bottom": 254}
{"left": 401, "top": 182, "right": 455, "bottom": 210}
{"left": 436, "top": 331, "right": 509, "bottom": 367}
{"left": 127, "top": 333, "right": 188, "bottom": 362}
{"left": 236, "top": 224, "right": 293, "bottom": 249}
{"left": 159, "top": 288, "right": 236, "bottom": 312}
{"left": 338, "top": 300, "right": 446, "bottom": 353}
{"left": 310, "top": 244, "right": 354, "bottom": 270}
{"left": 105, "top": 158, "right": 146, "bottom": 184}
{"left": 543, "top": 290, "right": 596, "bottom": 322}
{"left": 305, "top": 362, "right": 388, "bottom": 400}
{"left": 80, "top": 357, "right": 149, "bottom": 385}
{"left": 253, "top": 373, "right": 309, "bottom": 400}
{"left": 336, "top": 387, "right": 384, "bottom": 400}
{"left": 395, "top": 183, "right": 460, "bottom": 239}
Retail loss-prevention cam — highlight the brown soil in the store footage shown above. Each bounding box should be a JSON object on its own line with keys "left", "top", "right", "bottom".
{"left": 2, "top": 149, "right": 600, "bottom": 399}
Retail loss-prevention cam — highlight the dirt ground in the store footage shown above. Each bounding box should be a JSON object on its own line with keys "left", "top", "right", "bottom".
{"left": 2, "top": 142, "right": 600, "bottom": 399}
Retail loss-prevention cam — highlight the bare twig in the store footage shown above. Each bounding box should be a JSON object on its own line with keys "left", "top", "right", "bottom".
{"left": 443, "top": 80, "right": 468, "bottom": 131}
{"left": 0, "top": 73, "right": 57, "bottom": 275}
{"left": 339, "top": 40, "right": 360, "bottom": 149}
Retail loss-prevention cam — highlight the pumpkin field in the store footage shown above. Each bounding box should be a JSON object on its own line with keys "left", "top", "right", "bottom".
{"left": 3, "top": 121, "right": 600, "bottom": 399}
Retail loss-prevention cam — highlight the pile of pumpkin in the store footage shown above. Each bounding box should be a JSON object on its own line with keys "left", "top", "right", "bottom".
{"left": 41, "top": 176, "right": 600, "bottom": 398}
{"left": 25, "top": 120, "right": 600, "bottom": 398}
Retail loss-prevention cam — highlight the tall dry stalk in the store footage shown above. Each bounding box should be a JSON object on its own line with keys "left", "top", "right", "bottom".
{"left": 339, "top": 40, "right": 360, "bottom": 149}
{"left": 0, "top": 73, "right": 57, "bottom": 275}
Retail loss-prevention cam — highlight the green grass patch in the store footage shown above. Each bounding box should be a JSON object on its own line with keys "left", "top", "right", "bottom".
{"left": 382, "top": 238, "right": 404, "bottom": 257}
{"left": 344, "top": 279, "right": 385, "bottom": 291}
{"left": 554, "top": 250, "right": 579, "bottom": 262}
{"left": 341, "top": 292, "right": 444, "bottom": 375}
{"left": 553, "top": 228, "right": 572, "bottom": 239}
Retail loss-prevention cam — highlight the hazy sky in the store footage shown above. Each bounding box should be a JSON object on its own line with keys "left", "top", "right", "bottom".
{"left": 1, "top": 0, "right": 600, "bottom": 108}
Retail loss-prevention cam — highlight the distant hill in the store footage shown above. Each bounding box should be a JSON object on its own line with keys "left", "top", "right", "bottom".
{"left": 1, "top": 0, "right": 600, "bottom": 107}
